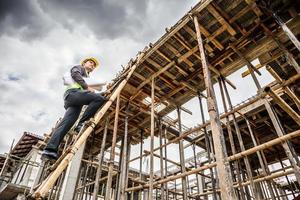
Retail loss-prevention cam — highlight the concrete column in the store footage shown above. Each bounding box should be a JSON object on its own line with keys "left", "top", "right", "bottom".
{"left": 59, "top": 141, "right": 86, "bottom": 200}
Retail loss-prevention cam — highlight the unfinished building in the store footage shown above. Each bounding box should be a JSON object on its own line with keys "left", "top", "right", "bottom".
{"left": 0, "top": 0, "right": 300, "bottom": 199}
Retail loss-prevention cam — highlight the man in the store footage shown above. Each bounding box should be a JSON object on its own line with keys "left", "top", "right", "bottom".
{"left": 42, "top": 57, "right": 107, "bottom": 160}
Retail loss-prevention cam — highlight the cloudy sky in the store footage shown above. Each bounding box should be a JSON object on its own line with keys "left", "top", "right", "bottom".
{"left": 0, "top": 0, "right": 276, "bottom": 159}
{"left": 0, "top": 0, "right": 203, "bottom": 153}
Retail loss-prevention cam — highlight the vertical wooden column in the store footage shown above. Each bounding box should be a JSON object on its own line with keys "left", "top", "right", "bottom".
{"left": 197, "top": 92, "right": 217, "bottom": 200}
{"left": 163, "top": 128, "right": 169, "bottom": 200}
{"left": 120, "top": 104, "right": 130, "bottom": 200}
{"left": 0, "top": 140, "right": 14, "bottom": 178}
{"left": 278, "top": 155, "right": 296, "bottom": 199}
{"left": 192, "top": 143, "right": 201, "bottom": 196}
{"left": 264, "top": 87, "right": 300, "bottom": 126}
{"left": 149, "top": 77, "right": 155, "bottom": 200}
{"left": 253, "top": 73, "right": 300, "bottom": 184}
{"left": 218, "top": 79, "right": 246, "bottom": 200}
{"left": 221, "top": 78, "right": 262, "bottom": 200}
{"left": 266, "top": 66, "right": 300, "bottom": 111}
{"left": 243, "top": 118, "right": 277, "bottom": 200}
{"left": 139, "top": 130, "right": 144, "bottom": 200}
{"left": 232, "top": 37, "right": 300, "bottom": 185}
{"left": 105, "top": 94, "right": 121, "bottom": 200}
{"left": 274, "top": 14, "right": 300, "bottom": 51}
{"left": 193, "top": 15, "right": 237, "bottom": 200}
{"left": 158, "top": 120, "right": 165, "bottom": 200}
{"left": 116, "top": 137, "right": 125, "bottom": 200}
{"left": 176, "top": 106, "right": 188, "bottom": 200}
{"left": 92, "top": 117, "right": 109, "bottom": 200}
{"left": 125, "top": 137, "right": 132, "bottom": 200}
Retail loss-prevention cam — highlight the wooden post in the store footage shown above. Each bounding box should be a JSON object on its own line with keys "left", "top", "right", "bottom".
{"left": 266, "top": 65, "right": 300, "bottom": 110}
{"left": 163, "top": 128, "right": 169, "bottom": 200}
{"left": 120, "top": 104, "right": 130, "bottom": 200}
{"left": 221, "top": 77, "right": 262, "bottom": 200}
{"left": 274, "top": 14, "right": 300, "bottom": 51}
{"left": 149, "top": 77, "right": 155, "bottom": 200}
{"left": 264, "top": 86, "right": 300, "bottom": 126}
{"left": 116, "top": 137, "right": 125, "bottom": 200}
{"left": 176, "top": 106, "right": 188, "bottom": 200}
{"left": 243, "top": 117, "right": 277, "bottom": 200}
{"left": 218, "top": 79, "right": 246, "bottom": 200}
{"left": 139, "top": 130, "right": 143, "bottom": 200}
{"left": 105, "top": 94, "right": 120, "bottom": 200}
{"left": 192, "top": 143, "right": 201, "bottom": 196}
{"left": 158, "top": 120, "right": 165, "bottom": 200}
{"left": 278, "top": 155, "right": 296, "bottom": 199}
{"left": 193, "top": 15, "right": 237, "bottom": 200}
{"left": 197, "top": 92, "right": 217, "bottom": 200}
{"left": 0, "top": 139, "right": 14, "bottom": 178}
{"left": 125, "top": 129, "right": 300, "bottom": 192}
{"left": 92, "top": 117, "right": 109, "bottom": 200}
{"left": 232, "top": 32, "right": 300, "bottom": 185}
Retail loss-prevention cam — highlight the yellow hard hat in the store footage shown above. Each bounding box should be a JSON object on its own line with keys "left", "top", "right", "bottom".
{"left": 81, "top": 57, "right": 100, "bottom": 67}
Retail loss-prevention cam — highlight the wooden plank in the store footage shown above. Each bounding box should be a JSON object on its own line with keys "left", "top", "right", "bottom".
{"left": 207, "top": 4, "right": 237, "bottom": 36}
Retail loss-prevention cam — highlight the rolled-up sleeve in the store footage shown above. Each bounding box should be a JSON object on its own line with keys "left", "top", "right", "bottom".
{"left": 70, "top": 66, "right": 88, "bottom": 89}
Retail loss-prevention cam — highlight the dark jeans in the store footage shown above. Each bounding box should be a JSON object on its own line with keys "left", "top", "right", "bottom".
{"left": 45, "top": 89, "right": 106, "bottom": 153}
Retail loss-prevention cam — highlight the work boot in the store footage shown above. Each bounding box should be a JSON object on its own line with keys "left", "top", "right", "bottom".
{"left": 41, "top": 150, "right": 58, "bottom": 161}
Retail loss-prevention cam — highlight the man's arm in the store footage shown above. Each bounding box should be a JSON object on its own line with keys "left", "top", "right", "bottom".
{"left": 70, "top": 66, "right": 88, "bottom": 90}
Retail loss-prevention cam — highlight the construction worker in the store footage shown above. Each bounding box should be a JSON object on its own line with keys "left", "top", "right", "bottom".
{"left": 42, "top": 57, "right": 107, "bottom": 160}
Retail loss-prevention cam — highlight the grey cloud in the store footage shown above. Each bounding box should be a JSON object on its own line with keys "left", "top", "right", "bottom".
{"left": 38, "top": 0, "right": 148, "bottom": 40}
{"left": 0, "top": 0, "right": 53, "bottom": 40}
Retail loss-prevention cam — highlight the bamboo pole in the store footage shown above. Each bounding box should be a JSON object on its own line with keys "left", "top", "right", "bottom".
{"left": 92, "top": 118, "right": 109, "bottom": 200}
{"left": 193, "top": 15, "right": 237, "bottom": 200}
{"left": 149, "top": 77, "right": 155, "bottom": 200}
{"left": 105, "top": 94, "right": 120, "bottom": 200}
{"left": 32, "top": 51, "right": 144, "bottom": 198}
{"left": 126, "top": 129, "right": 300, "bottom": 192}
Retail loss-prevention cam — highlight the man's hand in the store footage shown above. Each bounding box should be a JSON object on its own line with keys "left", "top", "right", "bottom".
{"left": 87, "top": 87, "right": 96, "bottom": 93}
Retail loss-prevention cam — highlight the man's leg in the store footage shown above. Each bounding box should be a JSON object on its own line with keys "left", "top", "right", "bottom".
{"left": 45, "top": 106, "right": 81, "bottom": 153}
{"left": 62, "top": 90, "right": 106, "bottom": 132}
{"left": 77, "top": 94, "right": 106, "bottom": 125}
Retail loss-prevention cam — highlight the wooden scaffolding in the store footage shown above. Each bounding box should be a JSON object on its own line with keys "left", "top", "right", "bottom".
{"left": 8, "top": 0, "right": 299, "bottom": 199}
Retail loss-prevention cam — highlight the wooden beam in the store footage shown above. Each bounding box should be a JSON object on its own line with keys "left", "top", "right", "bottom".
{"left": 193, "top": 15, "right": 237, "bottom": 200}
{"left": 207, "top": 4, "right": 236, "bottom": 36}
